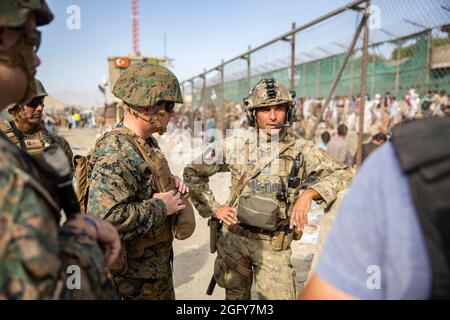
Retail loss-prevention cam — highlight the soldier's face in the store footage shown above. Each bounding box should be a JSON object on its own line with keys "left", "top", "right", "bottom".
{"left": 0, "top": 16, "right": 40, "bottom": 109}
{"left": 23, "top": 97, "right": 45, "bottom": 125}
{"left": 255, "top": 104, "right": 287, "bottom": 135}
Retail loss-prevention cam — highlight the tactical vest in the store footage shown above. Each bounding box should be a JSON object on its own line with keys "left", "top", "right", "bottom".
{"left": 0, "top": 122, "right": 50, "bottom": 159}
{"left": 73, "top": 127, "right": 195, "bottom": 273}
{"left": 392, "top": 117, "right": 450, "bottom": 299}
{"left": 234, "top": 135, "right": 305, "bottom": 232}
{"left": 0, "top": 132, "right": 61, "bottom": 219}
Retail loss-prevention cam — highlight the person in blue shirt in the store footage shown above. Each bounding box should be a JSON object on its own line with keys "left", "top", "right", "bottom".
{"left": 300, "top": 141, "right": 431, "bottom": 299}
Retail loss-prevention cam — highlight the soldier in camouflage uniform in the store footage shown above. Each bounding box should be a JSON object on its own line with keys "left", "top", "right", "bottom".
{"left": 183, "top": 78, "right": 353, "bottom": 300}
{"left": 1, "top": 78, "right": 73, "bottom": 166}
{"left": 87, "top": 63, "right": 189, "bottom": 300}
{"left": 0, "top": 0, "right": 121, "bottom": 299}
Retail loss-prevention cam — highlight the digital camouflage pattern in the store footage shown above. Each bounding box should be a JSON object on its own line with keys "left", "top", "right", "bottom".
{"left": 0, "top": 0, "right": 113, "bottom": 300}
{"left": 112, "top": 63, "right": 183, "bottom": 107}
{"left": 183, "top": 129, "right": 353, "bottom": 299}
{"left": 0, "top": 1, "right": 54, "bottom": 105}
{"left": 86, "top": 124, "right": 175, "bottom": 299}
{"left": 0, "top": 0, "right": 53, "bottom": 28}
{"left": 245, "top": 78, "right": 293, "bottom": 111}
{"left": 113, "top": 239, "right": 174, "bottom": 300}
{"left": 0, "top": 134, "right": 113, "bottom": 299}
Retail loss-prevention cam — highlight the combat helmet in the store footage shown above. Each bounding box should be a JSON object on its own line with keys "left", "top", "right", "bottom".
{"left": 243, "top": 78, "right": 296, "bottom": 127}
{"left": 8, "top": 78, "right": 48, "bottom": 117}
{"left": 0, "top": 0, "right": 54, "bottom": 105}
{"left": 0, "top": 0, "right": 53, "bottom": 28}
{"left": 29, "top": 78, "right": 48, "bottom": 100}
{"left": 112, "top": 62, "right": 183, "bottom": 135}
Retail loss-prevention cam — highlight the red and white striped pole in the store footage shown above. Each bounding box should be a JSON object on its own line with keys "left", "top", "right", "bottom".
{"left": 131, "top": 0, "right": 140, "bottom": 55}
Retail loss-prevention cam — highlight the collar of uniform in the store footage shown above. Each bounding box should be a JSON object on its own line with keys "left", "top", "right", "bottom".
{"left": 117, "top": 121, "right": 159, "bottom": 149}
{"left": 22, "top": 124, "right": 46, "bottom": 138}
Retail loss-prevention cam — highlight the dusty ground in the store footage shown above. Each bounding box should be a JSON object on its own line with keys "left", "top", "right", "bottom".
{"left": 61, "top": 127, "right": 326, "bottom": 300}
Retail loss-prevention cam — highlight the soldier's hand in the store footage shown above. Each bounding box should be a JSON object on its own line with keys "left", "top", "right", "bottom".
{"left": 290, "top": 190, "right": 314, "bottom": 232}
{"left": 153, "top": 190, "right": 186, "bottom": 216}
{"left": 173, "top": 176, "right": 189, "bottom": 195}
{"left": 213, "top": 206, "right": 238, "bottom": 226}
{"left": 64, "top": 215, "right": 121, "bottom": 266}
{"left": 95, "top": 218, "right": 121, "bottom": 266}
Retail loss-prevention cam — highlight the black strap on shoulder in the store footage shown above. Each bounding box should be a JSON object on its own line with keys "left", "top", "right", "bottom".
{"left": 392, "top": 117, "right": 450, "bottom": 299}
{"left": 8, "top": 121, "right": 27, "bottom": 151}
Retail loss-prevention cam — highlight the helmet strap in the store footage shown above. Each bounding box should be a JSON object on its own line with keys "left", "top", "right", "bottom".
{"left": 124, "top": 104, "right": 167, "bottom": 135}
{"left": 149, "top": 107, "right": 167, "bottom": 135}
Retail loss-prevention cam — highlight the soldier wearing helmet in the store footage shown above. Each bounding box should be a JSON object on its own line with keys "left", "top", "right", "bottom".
{"left": 184, "top": 78, "right": 352, "bottom": 299}
{"left": 0, "top": 78, "right": 73, "bottom": 165}
{"left": 0, "top": 0, "right": 121, "bottom": 299}
{"left": 86, "top": 62, "right": 191, "bottom": 300}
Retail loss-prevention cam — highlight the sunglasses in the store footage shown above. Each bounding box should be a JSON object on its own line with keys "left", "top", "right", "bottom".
{"left": 160, "top": 101, "right": 175, "bottom": 113}
{"left": 28, "top": 98, "right": 45, "bottom": 108}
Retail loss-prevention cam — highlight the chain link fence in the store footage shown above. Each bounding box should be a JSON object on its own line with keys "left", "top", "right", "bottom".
{"left": 180, "top": 0, "right": 450, "bottom": 139}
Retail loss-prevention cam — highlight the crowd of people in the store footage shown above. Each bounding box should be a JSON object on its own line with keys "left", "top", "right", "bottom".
{"left": 160, "top": 87, "right": 449, "bottom": 169}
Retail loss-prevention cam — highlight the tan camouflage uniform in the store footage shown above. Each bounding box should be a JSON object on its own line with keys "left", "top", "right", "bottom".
{"left": 184, "top": 79, "right": 353, "bottom": 300}
{"left": 0, "top": 135, "right": 114, "bottom": 300}
{"left": 0, "top": 122, "right": 73, "bottom": 165}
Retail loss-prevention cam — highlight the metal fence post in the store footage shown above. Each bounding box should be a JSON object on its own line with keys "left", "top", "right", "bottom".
{"left": 356, "top": 0, "right": 371, "bottom": 168}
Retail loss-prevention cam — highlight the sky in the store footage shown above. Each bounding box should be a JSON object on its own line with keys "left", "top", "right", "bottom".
{"left": 37, "top": 0, "right": 355, "bottom": 107}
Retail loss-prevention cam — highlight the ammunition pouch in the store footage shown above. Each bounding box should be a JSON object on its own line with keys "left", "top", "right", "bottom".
{"left": 110, "top": 219, "right": 173, "bottom": 276}
{"left": 236, "top": 190, "right": 280, "bottom": 231}
{"left": 270, "top": 228, "right": 302, "bottom": 251}
{"left": 126, "top": 220, "right": 172, "bottom": 259}
{"left": 110, "top": 241, "right": 128, "bottom": 276}
{"left": 125, "top": 129, "right": 195, "bottom": 241}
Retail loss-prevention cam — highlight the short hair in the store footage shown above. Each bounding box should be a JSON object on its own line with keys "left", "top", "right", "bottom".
{"left": 372, "top": 133, "right": 387, "bottom": 142}
{"left": 337, "top": 124, "right": 348, "bottom": 136}
{"left": 321, "top": 131, "right": 331, "bottom": 144}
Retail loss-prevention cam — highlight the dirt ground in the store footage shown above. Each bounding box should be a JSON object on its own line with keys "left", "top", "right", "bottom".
{"left": 61, "top": 127, "right": 328, "bottom": 300}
